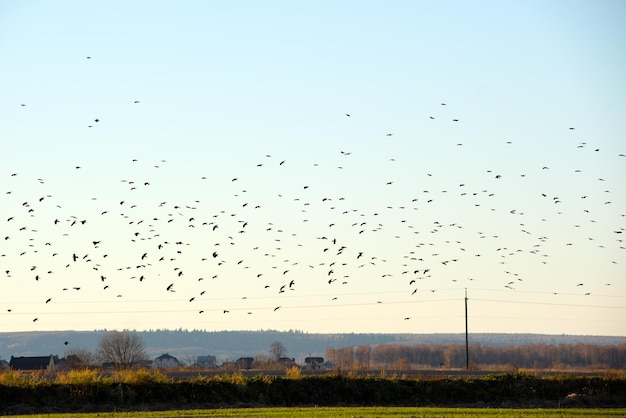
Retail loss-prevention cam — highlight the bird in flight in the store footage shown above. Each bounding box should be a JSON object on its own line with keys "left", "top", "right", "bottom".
{"left": 2, "top": 97, "right": 623, "bottom": 335}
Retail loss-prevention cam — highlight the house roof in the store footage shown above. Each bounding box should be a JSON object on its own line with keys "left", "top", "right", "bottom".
{"left": 155, "top": 353, "right": 177, "bottom": 360}
{"left": 9, "top": 355, "right": 59, "bottom": 370}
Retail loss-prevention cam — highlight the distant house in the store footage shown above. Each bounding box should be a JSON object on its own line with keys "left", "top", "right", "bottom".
{"left": 236, "top": 357, "right": 254, "bottom": 370}
{"left": 321, "top": 361, "right": 334, "bottom": 369}
{"left": 0, "top": 359, "right": 9, "bottom": 371}
{"left": 137, "top": 359, "right": 154, "bottom": 369}
{"left": 196, "top": 355, "right": 217, "bottom": 369}
{"left": 9, "top": 355, "right": 59, "bottom": 372}
{"left": 153, "top": 353, "right": 179, "bottom": 369}
{"left": 304, "top": 356, "right": 324, "bottom": 369}
{"left": 279, "top": 357, "right": 297, "bottom": 368}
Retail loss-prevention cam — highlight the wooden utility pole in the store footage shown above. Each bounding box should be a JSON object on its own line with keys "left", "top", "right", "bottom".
{"left": 465, "top": 288, "right": 469, "bottom": 370}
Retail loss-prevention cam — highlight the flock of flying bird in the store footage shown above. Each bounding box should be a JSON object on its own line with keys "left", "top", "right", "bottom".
{"left": 2, "top": 64, "right": 625, "bottom": 331}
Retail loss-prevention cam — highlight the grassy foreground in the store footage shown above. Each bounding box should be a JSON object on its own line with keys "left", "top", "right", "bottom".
{"left": 6, "top": 407, "right": 626, "bottom": 417}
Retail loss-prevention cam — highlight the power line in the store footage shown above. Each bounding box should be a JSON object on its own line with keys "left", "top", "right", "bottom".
{"left": 470, "top": 287, "right": 626, "bottom": 299}
{"left": 473, "top": 298, "right": 626, "bottom": 310}
{"left": 3, "top": 295, "right": 624, "bottom": 318}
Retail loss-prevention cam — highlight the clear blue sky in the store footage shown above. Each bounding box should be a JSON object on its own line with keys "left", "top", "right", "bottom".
{"left": 1, "top": 1, "right": 625, "bottom": 335}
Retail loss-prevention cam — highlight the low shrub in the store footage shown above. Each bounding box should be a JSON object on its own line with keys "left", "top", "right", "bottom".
{"left": 0, "top": 370, "right": 46, "bottom": 387}
{"left": 54, "top": 368, "right": 109, "bottom": 385}
{"left": 285, "top": 366, "right": 301, "bottom": 379}
{"left": 112, "top": 368, "right": 171, "bottom": 384}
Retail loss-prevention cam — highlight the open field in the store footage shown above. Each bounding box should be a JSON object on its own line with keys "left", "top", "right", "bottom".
{"left": 6, "top": 407, "right": 626, "bottom": 418}
{"left": 162, "top": 368, "right": 620, "bottom": 380}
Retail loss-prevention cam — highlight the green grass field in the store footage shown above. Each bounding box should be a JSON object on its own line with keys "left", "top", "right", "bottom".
{"left": 7, "top": 408, "right": 626, "bottom": 418}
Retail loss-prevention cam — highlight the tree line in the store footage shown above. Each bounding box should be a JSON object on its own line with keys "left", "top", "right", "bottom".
{"left": 325, "top": 342, "right": 626, "bottom": 370}
{"left": 62, "top": 330, "right": 625, "bottom": 371}
{"left": 63, "top": 331, "right": 293, "bottom": 370}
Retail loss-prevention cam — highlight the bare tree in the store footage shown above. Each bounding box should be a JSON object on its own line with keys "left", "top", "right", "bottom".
{"left": 354, "top": 344, "right": 371, "bottom": 369}
{"left": 178, "top": 354, "right": 200, "bottom": 368}
{"left": 64, "top": 347, "right": 97, "bottom": 369}
{"left": 254, "top": 353, "right": 271, "bottom": 369}
{"left": 269, "top": 340, "right": 287, "bottom": 361}
{"left": 96, "top": 330, "right": 148, "bottom": 369}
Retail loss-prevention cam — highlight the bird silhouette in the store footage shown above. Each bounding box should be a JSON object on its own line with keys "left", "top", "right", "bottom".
{"left": 2, "top": 96, "right": 623, "bottom": 334}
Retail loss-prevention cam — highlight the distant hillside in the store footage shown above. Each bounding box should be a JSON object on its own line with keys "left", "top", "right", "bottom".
{"left": 1, "top": 330, "right": 625, "bottom": 364}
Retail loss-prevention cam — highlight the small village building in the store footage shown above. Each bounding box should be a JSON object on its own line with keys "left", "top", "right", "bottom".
{"left": 196, "top": 355, "right": 217, "bottom": 369}
{"left": 136, "top": 359, "right": 154, "bottom": 369}
{"left": 153, "top": 353, "right": 179, "bottom": 369}
{"left": 304, "top": 356, "right": 324, "bottom": 369}
{"left": 278, "top": 357, "right": 297, "bottom": 368}
{"left": 236, "top": 357, "right": 254, "bottom": 370}
{"left": 9, "top": 355, "right": 59, "bottom": 372}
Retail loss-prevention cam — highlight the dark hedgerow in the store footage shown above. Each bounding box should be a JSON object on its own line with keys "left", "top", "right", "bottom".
{"left": 0, "top": 371, "right": 625, "bottom": 413}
